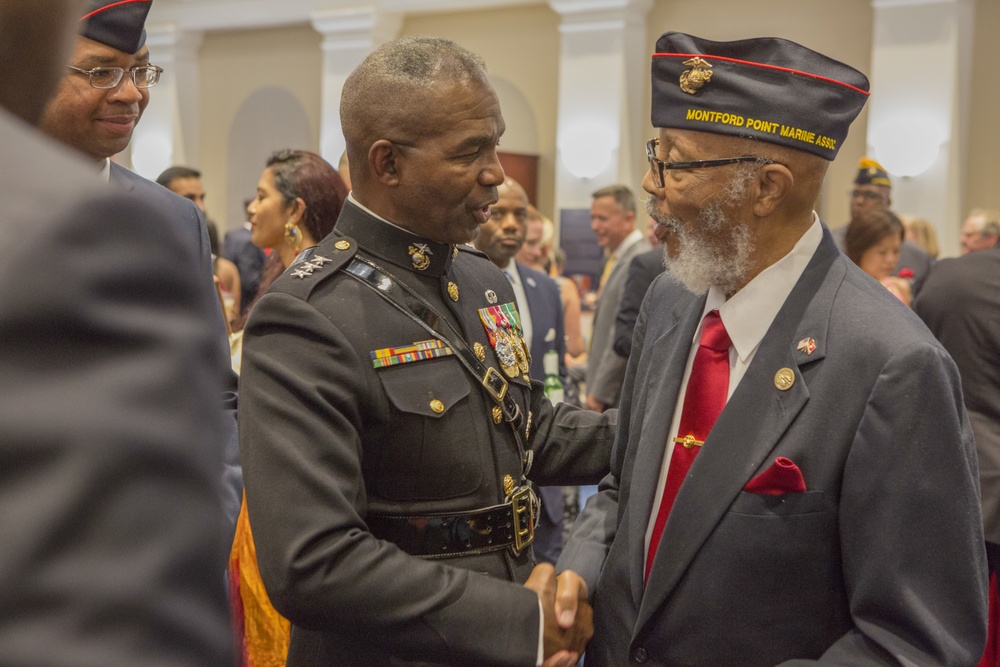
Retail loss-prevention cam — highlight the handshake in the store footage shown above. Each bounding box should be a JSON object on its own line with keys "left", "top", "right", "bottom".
{"left": 524, "top": 564, "right": 594, "bottom": 667}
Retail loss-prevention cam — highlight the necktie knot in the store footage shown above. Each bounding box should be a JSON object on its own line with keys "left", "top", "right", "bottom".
{"left": 700, "top": 310, "right": 731, "bottom": 352}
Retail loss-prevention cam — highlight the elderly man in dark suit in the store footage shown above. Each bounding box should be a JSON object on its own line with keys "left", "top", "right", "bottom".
{"left": 0, "top": 0, "right": 232, "bottom": 662}
{"left": 473, "top": 176, "right": 569, "bottom": 565}
{"left": 556, "top": 31, "right": 986, "bottom": 666}
{"left": 37, "top": 0, "right": 242, "bottom": 534}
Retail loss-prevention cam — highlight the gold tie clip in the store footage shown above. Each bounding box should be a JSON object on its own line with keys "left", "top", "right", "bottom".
{"left": 673, "top": 434, "right": 704, "bottom": 449}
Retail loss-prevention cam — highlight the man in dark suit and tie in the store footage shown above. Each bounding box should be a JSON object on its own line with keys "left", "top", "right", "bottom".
{"left": 557, "top": 31, "right": 986, "bottom": 666}
{"left": 0, "top": 0, "right": 233, "bottom": 662}
{"left": 473, "top": 176, "right": 568, "bottom": 565}
{"left": 37, "top": 0, "right": 242, "bottom": 535}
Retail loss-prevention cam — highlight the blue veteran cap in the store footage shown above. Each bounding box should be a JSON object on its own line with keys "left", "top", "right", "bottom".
{"left": 651, "top": 32, "right": 870, "bottom": 160}
{"left": 854, "top": 157, "right": 892, "bottom": 187}
{"left": 81, "top": 0, "right": 152, "bottom": 55}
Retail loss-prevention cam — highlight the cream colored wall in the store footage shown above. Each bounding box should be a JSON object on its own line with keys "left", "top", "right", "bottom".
{"left": 964, "top": 0, "right": 1000, "bottom": 218}
{"left": 198, "top": 24, "right": 322, "bottom": 230}
{"left": 646, "top": 0, "right": 874, "bottom": 228}
{"left": 401, "top": 5, "right": 561, "bottom": 218}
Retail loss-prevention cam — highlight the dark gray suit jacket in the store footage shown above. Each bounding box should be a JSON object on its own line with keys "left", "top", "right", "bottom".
{"left": 110, "top": 162, "right": 243, "bottom": 535}
{"left": 559, "top": 227, "right": 987, "bottom": 666}
{"left": 915, "top": 248, "right": 1000, "bottom": 547}
{"left": 0, "top": 109, "right": 232, "bottom": 665}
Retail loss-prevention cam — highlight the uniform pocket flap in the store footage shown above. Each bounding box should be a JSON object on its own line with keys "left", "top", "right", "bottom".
{"left": 378, "top": 359, "right": 471, "bottom": 418}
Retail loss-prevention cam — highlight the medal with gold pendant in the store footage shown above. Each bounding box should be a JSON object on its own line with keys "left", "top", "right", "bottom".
{"left": 478, "top": 302, "right": 526, "bottom": 380}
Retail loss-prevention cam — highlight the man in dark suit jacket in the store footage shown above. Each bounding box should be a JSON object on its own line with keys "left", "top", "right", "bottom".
{"left": 473, "top": 177, "right": 568, "bottom": 565}
{"left": 0, "top": 1, "right": 232, "bottom": 662}
{"left": 223, "top": 216, "right": 267, "bottom": 314}
{"left": 37, "top": 0, "right": 242, "bottom": 534}
{"left": 915, "top": 247, "right": 1000, "bottom": 575}
{"left": 613, "top": 245, "right": 665, "bottom": 359}
{"left": 557, "top": 32, "right": 986, "bottom": 666}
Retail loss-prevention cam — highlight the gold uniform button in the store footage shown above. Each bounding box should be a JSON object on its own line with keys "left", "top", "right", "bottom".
{"left": 473, "top": 342, "right": 486, "bottom": 362}
{"left": 492, "top": 406, "right": 503, "bottom": 424}
{"left": 430, "top": 399, "right": 445, "bottom": 414}
{"left": 503, "top": 475, "right": 515, "bottom": 496}
{"left": 447, "top": 281, "right": 459, "bottom": 301}
{"left": 774, "top": 368, "right": 795, "bottom": 391}
{"left": 334, "top": 240, "right": 351, "bottom": 250}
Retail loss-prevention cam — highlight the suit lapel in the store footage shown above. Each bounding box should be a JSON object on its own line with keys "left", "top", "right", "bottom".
{"left": 636, "top": 229, "right": 844, "bottom": 632}
{"left": 625, "top": 292, "right": 704, "bottom": 608}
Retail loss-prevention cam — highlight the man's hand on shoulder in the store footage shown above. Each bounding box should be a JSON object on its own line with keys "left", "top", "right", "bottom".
{"left": 524, "top": 563, "right": 593, "bottom": 667}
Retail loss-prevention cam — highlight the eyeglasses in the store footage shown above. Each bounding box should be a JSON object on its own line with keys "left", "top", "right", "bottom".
{"left": 645, "top": 138, "right": 771, "bottom": 188}
{"left": 850, "top": 189, "right": 885, "bottom": 201}
{"left": 67, "top": 64, "right": 164, "bottom": 90}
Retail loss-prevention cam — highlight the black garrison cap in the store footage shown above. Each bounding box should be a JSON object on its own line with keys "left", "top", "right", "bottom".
{"left": 80, "top": 0, "right": 152, "bottom": 55}
{"left": 854, "top": 157, "right": 892, "bottom": 187}
{"left": 651, "top": 32, "right": 870, "bottom": 160}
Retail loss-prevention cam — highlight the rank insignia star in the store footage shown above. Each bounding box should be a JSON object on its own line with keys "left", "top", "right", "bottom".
{"left": 796, "top": 337, "right": 817, "bottom": 355}
{"left": 309, "top": 255, "right": 332, "bottom": 266}
{"left": 291, "top": 267, "right": 314, "bottom": 279}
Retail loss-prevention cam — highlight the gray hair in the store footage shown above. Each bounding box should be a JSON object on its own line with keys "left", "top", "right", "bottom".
{"left": 968, "top": 208, "right": 1000, "bottom": 238}
{"left": 592, "top": 184, "right": 636, "bottom": 214}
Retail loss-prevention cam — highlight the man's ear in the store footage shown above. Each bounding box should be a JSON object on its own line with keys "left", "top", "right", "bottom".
{"left": 369, "top": 140, "right": 401, "bottom": 186}
{"left": 752, "top": 163, "right": 794, "bottom": 218}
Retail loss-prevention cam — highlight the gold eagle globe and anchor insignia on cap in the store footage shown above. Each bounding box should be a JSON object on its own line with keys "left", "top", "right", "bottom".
{"left": 679, "top": 56, "right": 713, "bottom": 94}
{"left": 408, "top": 243, "right": 432, "bottom": 271}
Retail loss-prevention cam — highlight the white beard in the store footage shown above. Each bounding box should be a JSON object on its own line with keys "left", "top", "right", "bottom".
{"left": 645, "top": 169, "right": 756, "bottom": 296}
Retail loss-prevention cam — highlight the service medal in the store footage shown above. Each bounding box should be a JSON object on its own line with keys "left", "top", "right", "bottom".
{"left": 478, "top": 302, "right": 527, "bottom": 380}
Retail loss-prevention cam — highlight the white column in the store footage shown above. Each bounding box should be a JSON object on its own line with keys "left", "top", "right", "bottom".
{"left": 548, "top": 0, "right": 653, "bottom": 215}
{"left": 310, "top": 7, "right": 403, "bottom": 165}
{"left": 129, "top": 24, "right": 203, "bottom": 177}
{"left": 866, "top": 0, "right": 974, "bottom": 257}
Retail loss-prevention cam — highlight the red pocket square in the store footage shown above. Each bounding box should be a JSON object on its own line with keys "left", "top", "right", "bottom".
{"left": 744, "top": 457, "right": 806, "bottom": 495}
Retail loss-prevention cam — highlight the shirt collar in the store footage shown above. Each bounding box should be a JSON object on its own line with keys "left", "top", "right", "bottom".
{"left": 501, "top": 258, "right": 520, "bottom": 286}
{"left": 701, "top": 213, "right": 823, "bottom": 362}
{"left": 98, "top": 158, "right": 111, "bottom": 183}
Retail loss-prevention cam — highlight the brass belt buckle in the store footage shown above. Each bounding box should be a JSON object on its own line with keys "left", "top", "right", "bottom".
{"left": 509, "top": 486, "right": 535, "bottom": 555}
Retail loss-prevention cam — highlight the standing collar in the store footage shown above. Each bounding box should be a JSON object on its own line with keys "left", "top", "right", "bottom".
{"left": 338, "top": 195, "right": 455, "bottom": 278}
{"left": 701, "top": 213, "right": 823, "bottom": 362}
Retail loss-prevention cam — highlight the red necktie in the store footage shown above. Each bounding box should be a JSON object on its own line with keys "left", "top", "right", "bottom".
{"left": 645, "top": 310, "right": 731, "bottom": 581}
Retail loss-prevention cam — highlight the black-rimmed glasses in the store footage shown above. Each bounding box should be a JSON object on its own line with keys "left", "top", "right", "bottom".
{"left": 67, "top": 64, "right": 164, "bottom": 90}
{"left": 645, "top": 138, "right": 771, "bottom": 188}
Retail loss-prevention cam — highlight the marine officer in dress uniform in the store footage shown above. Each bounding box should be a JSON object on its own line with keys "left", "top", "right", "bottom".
{"left": 238, "top": 36, "right": 616, "bottom": 667}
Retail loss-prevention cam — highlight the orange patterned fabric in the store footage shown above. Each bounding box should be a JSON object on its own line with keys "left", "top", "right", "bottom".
{"left": 229, "top": 493, "right": 290, "bottom": 667}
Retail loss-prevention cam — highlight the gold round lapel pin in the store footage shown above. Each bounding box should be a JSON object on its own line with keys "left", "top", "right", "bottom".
{"left": 774, "top": 368, "right": 795, "bottom": 391}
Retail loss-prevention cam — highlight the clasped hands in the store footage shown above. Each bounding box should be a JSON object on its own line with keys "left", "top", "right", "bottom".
{"left": 524, "top": 563, "right": 593, "bottom": 667}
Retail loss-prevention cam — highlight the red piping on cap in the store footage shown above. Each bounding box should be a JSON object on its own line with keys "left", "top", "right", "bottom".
{"left": 653, "top": 52, "right": 870, "bottom": 97}
{"left": 81, "top": 0, "right": 152, "bottom": 21}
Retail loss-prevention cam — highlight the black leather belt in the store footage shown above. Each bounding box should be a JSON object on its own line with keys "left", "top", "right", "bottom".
{"left": 368, "top": 487, "right": 537, "bottom": 559}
